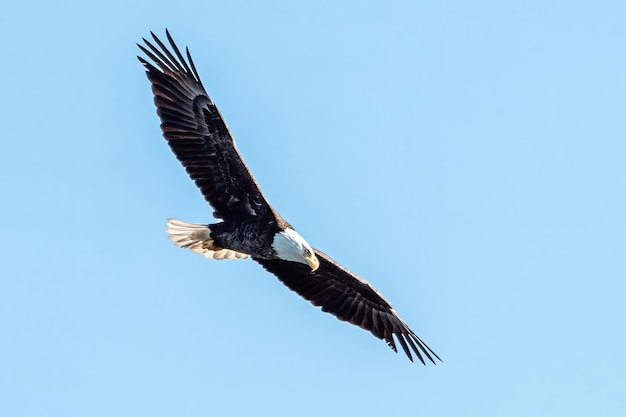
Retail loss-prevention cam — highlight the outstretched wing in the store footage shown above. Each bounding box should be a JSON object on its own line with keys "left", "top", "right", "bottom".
{"left": 255, "top": 250, "right": 441, "bottom": 364}
{"left": 138, "top": 31, "right": 277, "bottom": 222}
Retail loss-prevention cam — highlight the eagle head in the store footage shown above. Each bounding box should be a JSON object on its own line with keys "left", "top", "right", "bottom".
{"left": 272, "top": 228, "right": 320, "bottom": 271}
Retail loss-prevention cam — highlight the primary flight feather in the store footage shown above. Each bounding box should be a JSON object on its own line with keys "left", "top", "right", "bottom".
{"left": 138, "top": 30, "right": 441, "bottom": 364}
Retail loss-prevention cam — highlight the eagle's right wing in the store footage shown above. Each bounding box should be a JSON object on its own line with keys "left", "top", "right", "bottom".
{"left": 138, "top": 31, "right": 277, "bottom": 222}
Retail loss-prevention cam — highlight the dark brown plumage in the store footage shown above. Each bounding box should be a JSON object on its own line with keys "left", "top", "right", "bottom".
{"left": 138, "top": 30, "right": 441, "bottom": 364}
{"left": 256, "top": 250, "right": 440, "bottom": 364}
{"left": 137, "top": 32, "right": 280, "bottom": 224}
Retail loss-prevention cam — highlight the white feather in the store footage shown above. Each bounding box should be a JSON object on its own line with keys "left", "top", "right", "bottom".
{"left": 166, "top": 219, "right": 249, "bottom": 260}
{"left": 272, "top": 227, "right": 314, "bottom": 265}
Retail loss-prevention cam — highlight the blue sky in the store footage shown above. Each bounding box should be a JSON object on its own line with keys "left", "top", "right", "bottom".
{"left": 1, "top": 1, "right": 625, "bottom": 416}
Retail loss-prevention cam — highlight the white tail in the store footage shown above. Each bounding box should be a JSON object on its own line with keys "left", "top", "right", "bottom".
{"left": 166, "top": 219, "right": 249, "bottom": 260}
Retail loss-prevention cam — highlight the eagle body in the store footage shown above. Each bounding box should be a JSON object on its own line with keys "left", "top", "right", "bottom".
{"left": 209, "top": 219, "right": 282, "bottom": 259}
{"left": 138, "top": 30, "right": 441, "bottom": 364}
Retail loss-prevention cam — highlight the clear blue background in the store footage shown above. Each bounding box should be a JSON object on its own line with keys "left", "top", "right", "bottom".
{"left": 1, "top": 1, "right": 625, "bottom": 416}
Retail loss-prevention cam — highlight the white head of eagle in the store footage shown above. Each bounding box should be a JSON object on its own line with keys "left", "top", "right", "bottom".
{"left": 272, "top": 228, "right": 320, "bottom": 271}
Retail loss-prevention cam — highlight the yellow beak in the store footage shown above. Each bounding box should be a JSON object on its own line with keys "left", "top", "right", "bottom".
{"left": 305, "top": 252, "right": 320, "bottom": 272}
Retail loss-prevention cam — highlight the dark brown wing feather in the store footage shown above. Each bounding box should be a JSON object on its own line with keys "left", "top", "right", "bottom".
{"left": 255, "top": 250, "right": 442, "bottom": 364}
{"left": 138, "top": 30, "right": 277, "bottom": 222}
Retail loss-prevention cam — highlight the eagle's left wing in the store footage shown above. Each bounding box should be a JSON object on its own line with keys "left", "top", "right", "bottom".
{"left": 255, "top": 250, "right": 441, "bottom": 364}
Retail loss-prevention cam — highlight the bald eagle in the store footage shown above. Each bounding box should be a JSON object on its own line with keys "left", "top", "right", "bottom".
{"left": 138, "top": 30, "right": 441, "bottom": 364}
